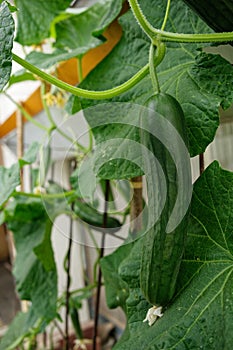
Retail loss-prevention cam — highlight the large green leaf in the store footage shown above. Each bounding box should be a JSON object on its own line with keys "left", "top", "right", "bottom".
{"left": 0, "top": 312, "right": 29, "bottom": 350}
{"left": 0, "top": 1, "right": 14, "bottom": 91}
{"left": 14, "top": 0, "right": 71, "bottom": 45}
{"left": 0, "top": 142, "right": 40, "bottom": 208}
{"left": 24, "top": 0, "right": 123, "bottom": 68}
{"left": 69, "top": 0, "right": 233, "bottom": 165}
{"left": 108, "top": 161, "right": 233, "bottom": 349}
{"left": 0, "top": 308, "right": 47, "bottom": 350}
{"left": 0, "top": 163, "right": 20, "bottom": 207}
{"left": 8, "top": 69, "right": 36, "bottom": 87}
{"left": 190, "top": 52, "right": 233, "bottom": 110}
{"left": 18, "top": 141, "right": 40, "bottom": 167}
{"left": 101, "top": 242, "right": 131, "bottom": 309}
{"left": 26, "top": 48, "right": 91, "bottom": 69}
{"left": 54, "top": 0, "right": 123, "bottom": 50}
{"left": 4, "top": 198, "right": 58, "bottom": 323}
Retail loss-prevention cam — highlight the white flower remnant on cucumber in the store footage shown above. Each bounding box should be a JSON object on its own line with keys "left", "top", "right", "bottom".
{"left": 73, "top": 338, "right": 92, "bottom": 350}
{"left": 143, "top": 305, "right": 163, "bottom": 326}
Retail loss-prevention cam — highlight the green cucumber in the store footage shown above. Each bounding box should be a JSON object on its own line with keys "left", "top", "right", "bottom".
{"left": 140, "top": 93, "right": 191, "bottom": 307}
{"left": 73, "top": 200, "right": 121, "bottom": 232}
{"left": 69, "top": 305, "right": 83, "bottom": 339}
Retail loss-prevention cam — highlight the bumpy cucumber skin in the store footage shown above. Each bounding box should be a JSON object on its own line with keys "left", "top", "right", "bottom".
{"left": 140, "top": 93, "right": 190, "bottom": 307}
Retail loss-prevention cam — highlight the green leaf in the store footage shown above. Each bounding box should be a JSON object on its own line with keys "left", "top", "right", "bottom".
{"left": 8, "top": 69, "right": 36, "bottom": 87}
{"left": 5, "top": 198, "right": 57, "bottom": 323}
{"left": 5, "top": 2, "right": 17, "bottom": 13}
{"left": 24, "top": 0, "right": 123, "bottom": 68}
{"left": 70, "top": 0, "right": 233, "bottom": 162}
{"left": 113, "top": 161, "right": 233, "bottom": 350}
{"left": 54, "top": 0, "right": 123, "bottom": 55}
{"left": 0, "top": 163, "right": 20, "bottom": 207}
{"left": 15, "top": 0, "right": 71, "bottom": 45}
{"left": 19, "top": 141, "right": 40, "bottom": 167}
{"left": 33, "top": 220, "right": 55, "bottom": 271}
{"left": 44, "top": 180, "right": 71, "bottom": 218}
{"left": 0, "top": 143, "right": 41, "bottom": 207}
{"left": 0, "top": 1, "right": 14, "bottom": 91}
{"left": 190, "top": 52, "right": 233, "bottom": 110}
{"left": 101, "top": 243, "right": 131, "bottom": 309}
{"left": 0, "top": 312, "right": 28, "bottom": 350}
{"left": 91, "top": 0, "right": 124, "bottom": 37}
{"left": 76, "top": 103, "right": 144, "bottom": 179}
{"left": 26, "top": 48, "right": 91, "bottom": 69}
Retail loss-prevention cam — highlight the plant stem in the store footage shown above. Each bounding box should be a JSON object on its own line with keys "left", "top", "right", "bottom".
{"left": 13, "top": 190, "right": 75, "bottom": 199}
{"left": 40, "top": 83, "right": 87, "bottom": 152}
{"left": 130, "top": 176, "right": 143, "bottom": 235}
{"left": 40, "top": 83, "right": 56, "bottom": 127}
{"left": 199, "top": 153, "right": 205, "bottom": 175}
{"left": 4, "top": 92, "right": 48, "bottom": 131}
{"left": 57, "top": 125, "right": 87, "bottom": 152}
{"left": 128, "top": 0, "right": 156, "bottom": 40}
{"left": 161, "top": 0, "right": 171, "bottom": 31}
{"left": 149, "top": 43, "right": 160, "bottom": 93}
{"left": 69, "top": 283, "right": 97, "bottom": 296}
{"left": 93, "top": 180, "right": 110, "bottom": 350}
{"left": 155, "top": 30, "right": 233, "bottom": 44}
{"left": 64, "top": 216, "right": 73, "bottom": 350}
{"left": 128, "top": 0, "right": 233, "bottom": 43}
{"left": 53, "top": 320, "right": 66, "bottom": 339}
{"left": 77, "top": 57, "right": 83, "bottom": 83}
{"left": 13, "top": 53, "right": 149, "bottom": 100}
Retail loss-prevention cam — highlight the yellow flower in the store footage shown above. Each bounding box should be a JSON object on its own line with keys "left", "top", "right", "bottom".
{"left": 43, "top": 92, "right": 56, "bottom": 107}
{"left": 55, "top": 91, "right": 67, "bottom": 108}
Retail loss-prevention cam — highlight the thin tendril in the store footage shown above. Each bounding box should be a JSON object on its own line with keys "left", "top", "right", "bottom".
{"left": 3, "top": 92, "right": 48, "bottom": 131}
{"left": 161, "top": 0, "right": 171, "bottom": 31}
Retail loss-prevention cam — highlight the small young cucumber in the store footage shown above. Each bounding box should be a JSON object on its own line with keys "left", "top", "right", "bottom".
{"left": 140, "top": 92, "right": 190, "bottom": 307}
{"left": 73, "top": 200, "right": 121, "bottom": 232}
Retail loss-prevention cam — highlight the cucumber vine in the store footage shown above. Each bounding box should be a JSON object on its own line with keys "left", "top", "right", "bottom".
{"left": 12, "top": 0, "right": 233, "bottom": 101}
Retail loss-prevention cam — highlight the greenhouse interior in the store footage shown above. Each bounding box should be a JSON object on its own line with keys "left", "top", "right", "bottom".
{"left": 0, "top": 0, "right": 233, "bottom": 349}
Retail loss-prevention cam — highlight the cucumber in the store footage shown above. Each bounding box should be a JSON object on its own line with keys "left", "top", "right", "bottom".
{"left": 140, "top": 93, "right": 191, "bottom": 307}
{"left": 70, "top": 305, "right": 83, "bottom": 339}
{"left": 73, "top": 200, "right": 121, "bottom": 232}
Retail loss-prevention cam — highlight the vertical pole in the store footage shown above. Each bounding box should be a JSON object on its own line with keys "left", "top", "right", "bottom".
{"left": 130, "top": 176, "right": 143, "bottom": 235}
{"left": 199, "top": 153, "right": 205, "bottom": 175}
{"left": 16, "top": 106, "right": 24, "bottom": 191}
{"left": 93, "top": 180, "right": 110, "bottom": 350}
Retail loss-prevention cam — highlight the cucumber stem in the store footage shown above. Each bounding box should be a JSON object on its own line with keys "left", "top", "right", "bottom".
{"left": 149, "top": 43, "right": 161, "bottom": 93}
{"left": 13, "top": 190, "right": 75, "bottom": 199}
{"left": 12, "top": 53, "right": 149, "bottom": 100}
{"left": 128, "top": 0, "right": 156, "bottom": 40}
